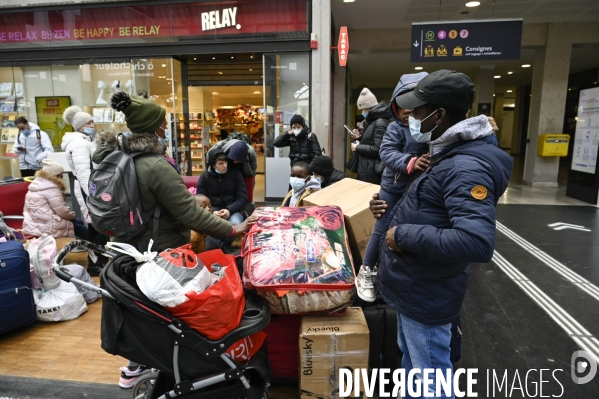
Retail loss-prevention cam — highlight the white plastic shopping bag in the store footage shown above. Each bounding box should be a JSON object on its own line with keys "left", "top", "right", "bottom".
{"left": 34, "top": 280, "right": 88, "bottom": 322}
{"left": 63, "top": 264, "right": 100, "bottom": 304}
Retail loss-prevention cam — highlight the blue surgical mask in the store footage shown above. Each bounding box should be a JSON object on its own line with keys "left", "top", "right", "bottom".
{"left": 215, "top": 167, "right": 227, "bottom": 174}
{"left": 21, "top": 129, "right": 30, "bottom": 136}
{"left": 82, "top": 127, "right": 95, "bottom": 135}
{"left": 362, "top": 111, "right": 369, "bottom": 118}
{"left": 408, "top": 109, "right": 439, "bottom": 143}
{"left": 290, "top": 176, "right": 308, "bottom": 192}
{"left": 315, "top": 176, "right": 323, "bottom": 184}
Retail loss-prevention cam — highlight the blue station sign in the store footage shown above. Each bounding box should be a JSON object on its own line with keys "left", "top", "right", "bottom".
{"left": 410, "top": 19, "right": 523, "bottom": 62}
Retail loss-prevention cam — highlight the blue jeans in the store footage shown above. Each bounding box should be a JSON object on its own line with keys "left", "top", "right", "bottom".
{"left": 207, "top": 211, "right": 244, "bottom": 249}
{"left": 71, "top": 218, "right": 88, "bottom": 239}
{"left": 362, "top": 189, "right": 403, "bottom": 267}
{"left": 397, "top": 313, "right": 453, "bottom": 399}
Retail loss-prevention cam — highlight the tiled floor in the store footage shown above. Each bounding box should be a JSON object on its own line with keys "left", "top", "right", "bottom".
{"left": 498, "top": 155, "right": 591, "bottom": 206}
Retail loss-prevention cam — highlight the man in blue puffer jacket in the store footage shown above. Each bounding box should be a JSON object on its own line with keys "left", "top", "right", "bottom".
{"left": 379, "top": 70, "right": 513, "bottom": 398}
{"left": 356, "top": 72, "right": 429, "bottom": 302}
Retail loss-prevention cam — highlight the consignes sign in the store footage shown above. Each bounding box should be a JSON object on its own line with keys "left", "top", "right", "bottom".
{"left": 410, "top": 19, "right": 522, "bottom": 62}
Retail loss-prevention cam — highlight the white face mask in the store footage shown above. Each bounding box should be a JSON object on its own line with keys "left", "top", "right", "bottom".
{"left": 289, "top": 176, "right": 308, "bottom": 191}
{"left": 292, "top": 129, "right": 302, "bottom": 135}
{"left": 408, "top": 109, "right": 439, "bottom": 142}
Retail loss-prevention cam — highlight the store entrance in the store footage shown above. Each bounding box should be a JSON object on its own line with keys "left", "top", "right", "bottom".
{"left": 187, "top": 85, "right": 265, "bottom": 201}
{"left": 182, "top": 52, "right": 265, "bottom": 201}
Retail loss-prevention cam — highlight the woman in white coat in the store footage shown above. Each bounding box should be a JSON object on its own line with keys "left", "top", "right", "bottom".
{"left": 61, "top": 106, "right": 107, "bottom": 275}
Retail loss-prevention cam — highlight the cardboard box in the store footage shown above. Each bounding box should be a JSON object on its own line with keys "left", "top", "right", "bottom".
{"left": 299, "top": 307, "right": 369, "bottom": 399}
{"left": 303, "top": 178, "right": 380, "bottom": 260}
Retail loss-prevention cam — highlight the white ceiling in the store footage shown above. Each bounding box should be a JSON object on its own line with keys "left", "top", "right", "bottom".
{"left": 332, "top": 0, "right": 599, "bottom": 91}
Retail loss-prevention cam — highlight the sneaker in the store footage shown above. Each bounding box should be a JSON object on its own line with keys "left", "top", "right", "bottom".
{"left": 118, "top": 365, "right": 148, "bottom": 389}
{"left": 355, "top": 265, "right": 376, "bottom": 302}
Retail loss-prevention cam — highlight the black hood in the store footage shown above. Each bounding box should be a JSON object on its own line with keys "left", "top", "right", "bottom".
{"left": 208, "top": 149, "right": 227, "bottom": 168}
{"left": 366, "top": 101, "right": 390, "bottom": 123}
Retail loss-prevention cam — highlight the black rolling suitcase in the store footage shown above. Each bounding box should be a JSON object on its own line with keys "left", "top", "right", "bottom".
{"left": 0, "top": 241, "right": 36, "bottom": 334}
{"left": 362, "top": 303, "right": 402, "bottom": 372}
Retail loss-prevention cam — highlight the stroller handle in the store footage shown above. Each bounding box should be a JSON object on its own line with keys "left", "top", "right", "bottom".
{"left": 52, "top": 239, "right": 116, "bottom": 283}
{"left": 52, "top": 239, "right": 116, "bottom": 299}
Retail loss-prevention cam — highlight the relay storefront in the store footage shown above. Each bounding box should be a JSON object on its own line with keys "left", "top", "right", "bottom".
{"left": 0, "top": 0, "right": 311, "bottom": 199}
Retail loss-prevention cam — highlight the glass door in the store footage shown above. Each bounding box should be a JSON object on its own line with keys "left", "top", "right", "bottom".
{"left": 263, "top": 52, "right": 310, "bottom": 201}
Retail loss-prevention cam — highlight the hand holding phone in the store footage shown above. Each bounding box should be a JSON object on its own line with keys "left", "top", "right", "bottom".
{"left": 343, "top": 125, "right": 354, "bottom": 135}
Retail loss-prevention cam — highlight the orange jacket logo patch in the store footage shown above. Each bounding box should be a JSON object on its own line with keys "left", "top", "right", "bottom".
{"left": 471, "top": 185, "right": 488, "bottom": 200}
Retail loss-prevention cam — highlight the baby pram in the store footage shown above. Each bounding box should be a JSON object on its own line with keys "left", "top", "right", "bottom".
{"left": 52, "top": 240, "right": 271, "bottom": 399}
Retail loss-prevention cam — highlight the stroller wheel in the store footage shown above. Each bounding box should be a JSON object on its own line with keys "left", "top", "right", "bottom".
{"left": 132, "top": 370, "right": 157, "bottom": 399}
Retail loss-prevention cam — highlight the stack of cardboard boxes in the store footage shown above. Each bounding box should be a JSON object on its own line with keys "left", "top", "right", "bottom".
{"left": 270, "top": 178, "right": 381, "bottom": 397}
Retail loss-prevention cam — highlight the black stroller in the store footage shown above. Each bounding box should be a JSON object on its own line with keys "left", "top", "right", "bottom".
{"left": 53, "top": 240, "right": 271, "bottom": 399}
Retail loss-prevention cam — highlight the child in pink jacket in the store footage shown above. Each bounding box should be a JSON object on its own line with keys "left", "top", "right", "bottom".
{"left": 22, "top": 159, "right": 87, "bottom": 239}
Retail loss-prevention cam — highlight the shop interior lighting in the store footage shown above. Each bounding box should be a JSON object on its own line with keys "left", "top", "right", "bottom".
{"left": 465, "top": 1, "right": 480, "bottom": 6}
{"left": 212, "top": 57, "right": 216, "bottom": 59}
{"left": 161, "top": 64, "right": 166, "bottom": 67}
{"left": 194, "top": 58, "right": 197, "bottom": 60}
{"left": 522, "top": 64, "right": 530, "bottom": 68}
{"left": 213, "top": 92, "right": 218, "bottom": 95}
{"left": 343, "top": 0, "right": 356, "bottom": 2}
{"left": 507, "top": 71, "right": 513, "bottom": 74}
{"left": 251, "top": 55, "right": 254, "bottom": 58}
{"left": 231, "top": 56, "right": 234, "bottom": 59}
{"left": 415, "top": 66, "right": 423, "bottom": 70}
{"left": 506, "top": 104, "right": 515, "bottom": 107}
{"left": 494, "top": 75, "right": 501, "bottom": 78}
{"left": 507, "top": 90, "right": 513, "bottom": 92}
{"left": 218, "top": 72, "right": 223, "bottom": 74}
{"left": 253, "top": 91, "right": 261, "bottom": 94}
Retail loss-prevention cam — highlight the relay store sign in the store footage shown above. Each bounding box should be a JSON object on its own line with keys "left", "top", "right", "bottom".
{"left": 0, "top": 0, "right": 307, "bottom": 46}
{"left": 411, "top": 19, "right": 522, "bottom": 62}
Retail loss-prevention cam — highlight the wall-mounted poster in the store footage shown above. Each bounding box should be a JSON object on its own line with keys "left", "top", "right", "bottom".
{"left": 35, "top": 96, "right": 71, "bottom": 149}
{"left": 571, "top": 87, "right": 599, "bottom": 175}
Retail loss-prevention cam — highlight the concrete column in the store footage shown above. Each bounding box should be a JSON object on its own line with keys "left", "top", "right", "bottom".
{"left": 493, "top": 93, "right": 505, "bottom": 145}
{"left": 523, "top": 23, "right": 572, "bottom": 187}
{"left": 311, "top": 0, "right": 331, "bottom": 155}
{"left": 472, "top": 66, "right": 495, "bottom": 117}
{"left": 332, "top": 64, "right": 346, "bottom": 170}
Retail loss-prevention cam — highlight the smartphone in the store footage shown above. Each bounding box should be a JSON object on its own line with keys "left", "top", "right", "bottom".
{"left": 343, "top": 125, "right": 354, "bottom": 134}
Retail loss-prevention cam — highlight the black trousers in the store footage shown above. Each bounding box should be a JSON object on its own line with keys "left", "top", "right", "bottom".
{"left": 20, "top": 169, "right": 36, "bottom": 177}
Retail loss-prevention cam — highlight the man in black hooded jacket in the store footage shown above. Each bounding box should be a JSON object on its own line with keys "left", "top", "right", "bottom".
{"left": 274, "top": 114, "right": 322, "bottom": 166}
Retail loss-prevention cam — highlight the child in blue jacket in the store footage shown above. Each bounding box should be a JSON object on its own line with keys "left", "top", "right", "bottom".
{"left": 355, "top": 72, "right": 430, "bottom": 302}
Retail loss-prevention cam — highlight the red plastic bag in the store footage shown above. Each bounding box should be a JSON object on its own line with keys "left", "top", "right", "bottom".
{"left": 170, "top": 250, "right": 245, "bottom": 340}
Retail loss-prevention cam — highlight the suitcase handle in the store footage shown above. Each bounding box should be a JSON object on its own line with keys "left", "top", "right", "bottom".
{"left": 239, "top": 229, "right": 263, "bottom": 258}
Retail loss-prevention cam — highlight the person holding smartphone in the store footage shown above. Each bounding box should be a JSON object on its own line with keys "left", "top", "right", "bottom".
{"left": 352, "top": 88, "right": 389, "bottom": 185}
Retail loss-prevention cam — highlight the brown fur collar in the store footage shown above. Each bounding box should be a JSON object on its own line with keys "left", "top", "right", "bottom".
{"left": 34, "top": 170, "right": 67, "bottom": 191}
{"left": 95, "top": 132, "right": 164, "bottom": 155}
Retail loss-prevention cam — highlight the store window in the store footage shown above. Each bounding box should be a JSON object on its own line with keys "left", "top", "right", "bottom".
{"left": 0, "top": 59, "right": 183, "bottom": 178}
{"left": 263, "top": 52, "right": 310, "bottom": 199}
